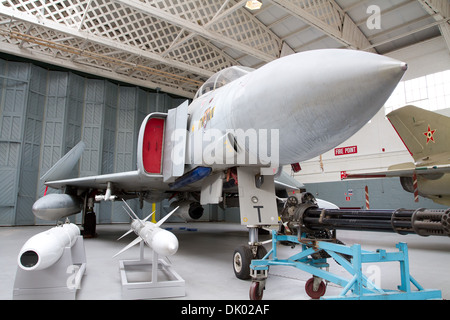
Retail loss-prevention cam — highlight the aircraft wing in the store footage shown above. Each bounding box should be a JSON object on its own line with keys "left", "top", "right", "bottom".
{"left": 46, "top": 168, "right": 303, "bottom": 194}
{"left": 275, "top": 170, "right": 304, "bottom": 190}
{"left": 344, "top": 162, "right": 450, "bottom": 179}
{"left": 46, "top": 170, "right": 170, "bottom": 192}
{"left": 413, "top": 164, "right": 450, "bottom": 175}
{"left": 345, "top": 170, "right": 412, "bottom": 179}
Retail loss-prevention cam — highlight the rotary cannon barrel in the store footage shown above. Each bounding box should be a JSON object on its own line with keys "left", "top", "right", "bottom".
{"left": 301, "top": 207, "right": 450, "bottom": 237}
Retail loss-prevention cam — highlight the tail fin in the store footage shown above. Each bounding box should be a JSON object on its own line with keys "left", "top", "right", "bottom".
{"left": 40, "top": 141, "right": 85, "bottom": 182}
{"left": 121, "top": 199, "right": 141, "bottom": 221}
{"left": 387, "top": 105, "right": 450, "bottom": 162}
{"left": 155, "top": 206, "right": 179, "bottom": 227}
{"left": 112, "top": 236, "right": 143, "bottom": 258}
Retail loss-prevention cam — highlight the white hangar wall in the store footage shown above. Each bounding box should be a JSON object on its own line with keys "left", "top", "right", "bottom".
{"left": 385, "top": 37, "right": 450, "bottom": 82}
{"left": 294, "top": 107, "right": 449, "bottom": 210}
{"left": 294, "top": 37, "right": 450, "bottom": 210}
{"left": 0, "top": 58, "right": 186, "bottom": 226}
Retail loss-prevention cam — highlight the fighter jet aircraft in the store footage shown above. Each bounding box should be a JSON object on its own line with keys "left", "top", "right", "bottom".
{"left": 345, "top": 105, "right": 450, "bottom": 206}
{"left": 32, "top": 49, "right": 407, "bottom": 279}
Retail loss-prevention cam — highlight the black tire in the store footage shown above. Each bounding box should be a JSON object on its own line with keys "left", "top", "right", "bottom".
{"left": 256, "top": 245, "right": 268, "bottom": 259}
{"left": 233, "top": 245, "right": 253, "bottom": 280}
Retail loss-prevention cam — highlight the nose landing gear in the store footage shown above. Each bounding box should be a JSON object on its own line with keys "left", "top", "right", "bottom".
{"left": 233, "top": 243, "right": 268, "bottom": 280}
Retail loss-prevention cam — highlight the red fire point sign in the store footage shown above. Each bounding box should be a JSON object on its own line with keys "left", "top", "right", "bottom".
{"left": 335, "top": 146, "right": 358, "bottom": 156}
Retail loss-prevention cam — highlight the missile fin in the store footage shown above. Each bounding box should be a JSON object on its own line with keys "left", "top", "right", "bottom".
{"left": 122, "top": 199, "right": 140, "bottom": 220}
{"left": 155, "top": 206, "right": 179, "bottom": 227}
{"left": 121, "top": 199, "right": 145, "bottom": 227}
{"left": 121, "top": 205, "right": 134, "bottom": 220}
{"left": 142, "top": 211, "right": 155, "bottom": 222}
{"left": 117, "top": 228, "right": 133, "bottom": 241}
{"left": 113, "top": 236, "right": 143, "bottom": 258}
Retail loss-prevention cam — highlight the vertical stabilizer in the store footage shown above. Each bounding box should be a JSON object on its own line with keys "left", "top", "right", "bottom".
{"left": 387, "top": 105, "right": 450, "bottom": 162}
{"left": 40, "top": 141, "right": 85, "bottom": 182}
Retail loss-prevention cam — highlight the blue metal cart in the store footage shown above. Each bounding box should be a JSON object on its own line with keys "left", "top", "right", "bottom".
{"left": 249, "top": 230, "right": 442, "bottom": 300}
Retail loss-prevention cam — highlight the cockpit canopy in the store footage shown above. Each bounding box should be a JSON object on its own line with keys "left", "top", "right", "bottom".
{"left": 194, "top": 66, "right": 254, "bottom": 99}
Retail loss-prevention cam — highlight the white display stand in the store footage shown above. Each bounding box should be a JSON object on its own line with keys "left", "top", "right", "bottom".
{"left": 13, "top": 235, "right": 86, "bottom": 300}
{"left": 119, "top": 241, "right": 185, "bottom": 300}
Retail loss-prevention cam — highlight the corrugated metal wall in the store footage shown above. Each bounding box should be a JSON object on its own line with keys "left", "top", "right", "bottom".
{"left": 0, "top": 58, "right": 186, "bottom": 226}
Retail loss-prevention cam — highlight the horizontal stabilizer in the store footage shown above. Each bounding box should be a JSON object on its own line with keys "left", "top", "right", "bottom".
{"left": 113, "top": 236, "right": 143, "bottom": 258}
{"left": 40, "top": 141, "right": 85, "bottom": 182}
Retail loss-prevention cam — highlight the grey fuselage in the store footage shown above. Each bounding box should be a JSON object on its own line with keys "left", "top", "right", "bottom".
{"left": 185, "top": 49, "right": 407, "bottom": 170}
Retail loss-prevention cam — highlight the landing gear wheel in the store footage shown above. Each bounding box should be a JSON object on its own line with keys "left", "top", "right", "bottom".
{"left": 82, "top": 209, "right": 97, "bottom": 238}
{"left": 305, "top": 277, "right": 326, "bottom": 299}
{"left": 233, "top": 245, "right": 268, "bottom": 280}
{"left": 249, "top": 281, "right": 264, "bottom": 300}
{"left": 233, "top": 245, "right": 253, "bottom": 280}
{"left": 256, "top": 245, "right": 268, "bottom": 259}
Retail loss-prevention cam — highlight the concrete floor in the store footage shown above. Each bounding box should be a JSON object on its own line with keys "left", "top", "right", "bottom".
{"left": 1, "top": 222, "right": 449, "bottom": 300}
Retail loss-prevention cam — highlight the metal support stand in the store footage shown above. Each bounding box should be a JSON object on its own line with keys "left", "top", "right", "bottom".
{"left": 119, "top": 241, "right": 185, "bottom": 300}
{"left": 250, "top": 230, "right": 442, "bottom": 300}
{"left": 13, "top": 236, "right": 86, "bottom": 300}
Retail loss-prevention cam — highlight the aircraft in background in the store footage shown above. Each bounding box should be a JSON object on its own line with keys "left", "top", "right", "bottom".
{"left": 345, "top": 105, "right": 450, "bottom": 206}
{"left": 32, "top": 49, "right": 407, "bottom": 279}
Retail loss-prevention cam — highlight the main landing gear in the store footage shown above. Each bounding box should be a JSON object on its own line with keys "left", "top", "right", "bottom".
{"left": 81, "top": 195, "right": 97, "bottom": 238}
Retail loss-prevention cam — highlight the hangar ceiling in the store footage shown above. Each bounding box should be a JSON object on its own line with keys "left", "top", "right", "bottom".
{"left": 0, "top": 0, "right": 448, "bottom": 98}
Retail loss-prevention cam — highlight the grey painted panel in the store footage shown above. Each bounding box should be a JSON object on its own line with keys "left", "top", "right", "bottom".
{"left": 0, "top": 142, "right": 21, "bottom": 217}
{"left": 65, "top": 73, "right": 84, "bottom": 151}
{"left": 163, "top": 100, "right": 188, "bottom": 182}
{"left": 0, "top": 207, "right": 14, "bottom": 225}
{"left": 80, "top": 79, "right": 105, "bottom": 178}
{"left": 101, "top": 82, "right": 117, "bottom": 175}
{"left": 0, "top": 57, "right": 188, "bottom": 225}
{"left": 16, "top": 65, "right": 46, "bottom": 225}
{"left": 0, "top": 167, "right": 18, "bottom": 207}
{"left": 38, "top": 71, "right": 68, "bottom": 199}
{"left": 113, "top": 87, "right": 141, "bottom": 223}
{"left": 0, "top": 63, "right": 30, "bottom": 226}
{"left": 116, "top": 87, "right": 137, "bottom": 173}
{"left": 99, "top": 82, "right": 118, "bottom": 223}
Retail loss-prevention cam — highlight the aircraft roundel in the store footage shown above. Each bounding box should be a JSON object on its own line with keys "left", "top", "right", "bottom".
{"left": 424, "top": 125, "right": 436, "bottom": 144}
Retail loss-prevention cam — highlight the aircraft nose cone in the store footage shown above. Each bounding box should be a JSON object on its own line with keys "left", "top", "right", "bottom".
{"left": 229, "top": 49, "right": 407, "bottom": 165}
